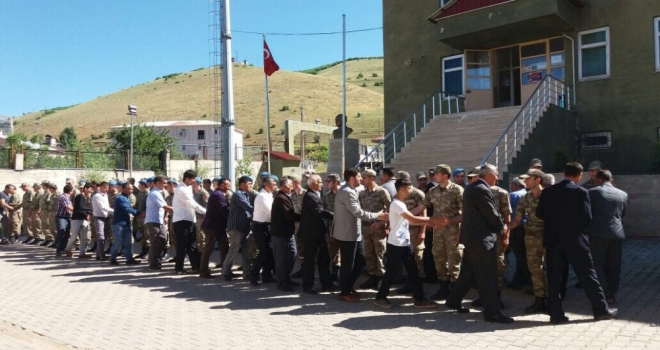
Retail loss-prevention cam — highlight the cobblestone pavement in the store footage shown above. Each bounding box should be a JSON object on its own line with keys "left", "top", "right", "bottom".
{"left": 0, "top": 237, "right": 658, "bottom": 349}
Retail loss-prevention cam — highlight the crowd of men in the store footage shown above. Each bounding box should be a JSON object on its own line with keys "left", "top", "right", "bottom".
{"left": 0, "top": 158, "right": 628, "bottom": 325}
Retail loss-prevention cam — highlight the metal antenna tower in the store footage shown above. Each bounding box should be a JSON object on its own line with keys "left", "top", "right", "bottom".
{"left": 209, "top": 0, "right": 223, "bottom": 177}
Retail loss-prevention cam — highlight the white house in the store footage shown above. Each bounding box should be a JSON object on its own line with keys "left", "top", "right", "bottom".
{"left": 110, "top": 120, "right": 244, "bottom": 160}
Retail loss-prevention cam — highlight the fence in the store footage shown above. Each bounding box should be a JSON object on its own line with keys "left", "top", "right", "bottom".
{"left": 19, "top": 149, "right": 158, "bottom": 171}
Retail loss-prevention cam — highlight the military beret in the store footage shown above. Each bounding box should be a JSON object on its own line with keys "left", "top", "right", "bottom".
{"left": 396, "top": 171, "right": 411, "bottom": 180}
{"left": 467, "top": 166, "right": 481, "bottom": 178}
{"left": 530, "top": 158, "right": 543, "bottom": 168}
{"left": 168, "top": 178, "right": 179, "bottom": 185}
{"left": 362, "top": 169, "right": 377, "bottom": 177}
{"left": 435, "top": 164, "right": 452, "bottom": 175}
{"left": 588, "top": 160, "right": 603, "bottom": 170}
{"left": 415, "top": 172, "right": 427, "bottom": 180}
{"left": 213, "top": 176, "right": 223, "bottom": 182}
{"left": 108, "top": 180, "right": 117, "bottom": 186}
{"left": 260, "top": 172, "right": 270, "bottom": 178}
{"left": 194, "top": 177, "right": 202, "bottom": 183}
{"left": 147, "top": 177, "right": 155, "bottom": 183}
{"left": 138, "top": 178, "right": 147, "bottom": 185}
{"left": 271, "top": 175, "right": 279, "bottom": 182}
{"left": 451, "top": 168, "right": 465, "bottom": 177}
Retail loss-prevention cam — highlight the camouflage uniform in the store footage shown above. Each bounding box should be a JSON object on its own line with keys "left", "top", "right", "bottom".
{"left": 22, "top": 188, "right": 35, "bottom": 239}
{"left": 323, "top": 190, "right": 340, "bottom": 266}
{"left": 516, "top": 191, "right": 547, "bottom": 298}
{"left": 47, "top": 190, "right": 59, "bottom": 241}
{"left": 491, "top": 185, "right": 512, "bottom": 289}
{"left": 582, "top": 179, "right": 597, "bottom": 190}
{"left": 291, "top": 188, "right": 306, "bottom": 261}
{"left": 403, "top": 187, "right": 426, "bottom": 277}
{"left": 358, "top": 185, "right": 391, "bottom": 277}
{"left": 39, "top": 190, "right": 53, "bottom": 240}
{"left": 31, "top": 189, "right": 43, "bottom": 240}
{"left": 8, "top": 193, "right": 22, "bottom": 237}
{"left": 137, "top": 189, "right": 149, "bottom": 249}
{"left": 422, "top": 181, "right": 464, "bottom": 283}
{"left": 193, "top": 188, "right": 209, "bottom": 251}
{"left": 106, "top": 191, "right": 119, "bottom": 246}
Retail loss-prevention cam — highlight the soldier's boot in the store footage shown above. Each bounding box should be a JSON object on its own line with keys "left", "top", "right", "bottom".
{"left": 359, "top": 275, "right": 379, "bottom": 289}
{"left": 137, "top": 247, "right": 149, "bottom": 259}
{"left": 524, "top": 297, "right": 547, "bottom": 314}
{"left": 430, "top": 281, "right": 450, "bottom": 300}
{"left": 331, "top": 265, "right": 340, "bottom": 282}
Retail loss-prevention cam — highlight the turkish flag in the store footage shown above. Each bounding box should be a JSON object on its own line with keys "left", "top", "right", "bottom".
{"left": 263, "top": 40, "right": 280, "bottom": 76}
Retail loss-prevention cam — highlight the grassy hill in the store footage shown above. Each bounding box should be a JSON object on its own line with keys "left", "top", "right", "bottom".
{"left": 14, "top": 58, "right": 385, "bottom": 149}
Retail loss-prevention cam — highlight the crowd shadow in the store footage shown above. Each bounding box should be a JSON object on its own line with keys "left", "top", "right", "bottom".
{"left": 0, "top": 237, "right": 658, "bottom": 333}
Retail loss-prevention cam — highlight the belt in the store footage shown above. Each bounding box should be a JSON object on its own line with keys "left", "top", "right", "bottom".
{"left": 253, "top": 221, "right": 270, "bottom": 225}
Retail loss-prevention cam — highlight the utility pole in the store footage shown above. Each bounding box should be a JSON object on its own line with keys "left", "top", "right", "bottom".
{"left": 128, "top": 105, "right": 137, "bottom": 178}
{"left": 300, "top": 106, "right": 305, "bottom": 169}
{"left": 221, "top": 0, "right": 236, "bottom": 186}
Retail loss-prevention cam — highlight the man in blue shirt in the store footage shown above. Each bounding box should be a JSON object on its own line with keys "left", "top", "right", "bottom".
{"left": 145, "top": 176, "right": 172, "bottom": 270}
{"left": 508, "top": 176, "right": 529, "bottom": 290}
{"left": 110, "top": 182, "right": 141, "bottom": 265}
{"left": 222, "top": 175, "right": 254, "bottom": 280}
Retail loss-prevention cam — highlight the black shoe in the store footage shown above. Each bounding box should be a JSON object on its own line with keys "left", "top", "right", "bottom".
{"left": 359, "top": 276, "right": 378, "bottom": 289}
{"left": 321, "top": 283, "right": 338, "bottom": 292}
{"left": 22, "top": 238, "right": 32, "bottom": 244}
{"left": 126, "top": 259, "right": 141, "bottom": 265}
{"left": 168, "top": 257, "right": 176, "bottom": 263}
{"left": 485, "top": 314, "right": 515, "bottom": 324}
{"left": 594, "top": 308, "right": 618, "bottom": 321}
{"left": 396, "top": 285, "right": 412, "bottom": 295}
{"left": 48, "top": 242, "right": 57, "bottom": 248}
{"left": 149, "top": 265, "right": 162, "bottom": 271}
{"left": 288, "top": 280, "right": 301, "bottom": 287}
{"left": 109, "top": 259, "right": 119, "bottom": 266}
{"left": 525, "top": 297, "right": 547, "bottom": 314}
{"left": 471, "top": 298, "right": 482, "bottom": 307}
{"left": 445, "top": 301, "right": 470, "bottom": 313}
{"left": 28, "top": 239, "right": 41, "bottom": 245}
{"left": 430, "top": 281, "right": 450, "bottom": 300}
{"left": 137, "top": 247, "right": 149, "bottom": 259}
{"left": 40, "top": 240, "right": 51, "bottom": 246}
{"left": 215, "top": 263, "right": 222, "bottom": 269}
{"left": 303, "top": 288, "right": 319, "bottom": 295}
{"left": 290, "top": 269, "right": 303, "bottom": 279}
{"left": 550, "top": 315, "right": 569, "bottom": 324}
{"left": 262, "top": 276, "right": 277, "bottom": 284}
{"left": 278, "top": 286, "right": 295, "bottom": 292}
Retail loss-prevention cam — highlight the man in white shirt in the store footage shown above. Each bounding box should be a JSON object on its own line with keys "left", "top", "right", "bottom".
{"left": 250, "top": 176, "right": 277, "bottom": 286}
{"left": 172, "top": 170, "right": 207, "bottom": 274}
{"left": 91, "top": 181, "right": 114, "bottom": 261}
{"left": 373, "top": 178, "right": 439, "bottom": 309}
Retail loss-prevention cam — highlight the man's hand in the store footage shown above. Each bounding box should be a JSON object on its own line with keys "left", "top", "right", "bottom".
{"left": 417, "top": 232, "right": 426, "bottom": 241}
{"left": 377, "top": 211, "right": 389, "bottom": 221}
{"left": 501, "top": 227, "right": 510, "bottom": 250}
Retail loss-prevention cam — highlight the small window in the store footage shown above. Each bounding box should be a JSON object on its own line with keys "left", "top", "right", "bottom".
{"left": 214, "top": 128, "right": 218, "bottom": 135}
{"left": 581, "top": 131, "right": 612, "bottom": 150}
{"left": 655, "top": 17, "right": 660, "bottom": 71}
{"left": 440, "top": 0, "right": 451, "bottom": 7}
{"left": 578, "top": 27, "right": 610, "bottom": 80}
{"left": 198, "top": 130, "right": 205, "bottom": 140}
{"left": 521, "top": 42, "right": 546, "bottom": 58}
{"left": 466, "top": 51, "right": 490, "bottom": 90}
{"left": 442, "top": 54, "right": 464, "bottom": 96}
{"left": 182, "top": 145, "right": 186, "bottom": 151}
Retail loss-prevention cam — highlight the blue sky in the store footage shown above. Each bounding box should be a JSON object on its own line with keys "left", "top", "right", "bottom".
{"left": 0, "top": 0, "right": 383, "bottom": 117}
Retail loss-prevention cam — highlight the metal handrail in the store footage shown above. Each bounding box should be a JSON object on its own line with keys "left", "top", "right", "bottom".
{"left": 480, "top": 75, "right": 571, "bottom": 169}
{"left": 356, "top": 90, "right": 466, "bottom": 169}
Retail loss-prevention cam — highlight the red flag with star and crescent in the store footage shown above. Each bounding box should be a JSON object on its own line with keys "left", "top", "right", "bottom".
{"left": 263, "top": 40, "right": 280, "bottom": 76}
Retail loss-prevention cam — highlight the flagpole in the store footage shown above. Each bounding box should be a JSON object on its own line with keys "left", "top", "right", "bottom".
{"left": 264, "top": 34, "right": 272, "bottom": 174}
{"left": 341, "top": 14, "right": 347, "bottom": 174}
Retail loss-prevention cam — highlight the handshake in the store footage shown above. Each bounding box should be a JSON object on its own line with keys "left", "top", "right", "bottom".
{"left": 428, "top": 216, "right": 449, "bottom": 229}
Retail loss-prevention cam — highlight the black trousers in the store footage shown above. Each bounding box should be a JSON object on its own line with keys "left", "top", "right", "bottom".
{"left": 251, "top": 223, "right": 275, "bottom": 280}
{"left": 509, "top": 226, "right": 529, "bottom": 284}
{"left": 589, "top": 238, "right": 622, "bottom": 298}
{"left": 377, "top": 244, "right": 424, "bottom": 301}
{"left": 446, "top": 244, "right": 501, "bottom": 319}
{"left": 546, "top": 246, "right": 608, "bottom": 318}
{"left": 302, "top": 237, "right": 332, "bottom": 290}
{"left": 173, "top": 220, "right": 200, "bottom": 271}
{"left": 272, "top": 235, "right": 296, "bottom": 290}
{"left": 423, "top": 229, "right": 437, "bottom": 280}
{"left": 339, "top": 240, "right": 366, "bottom": 296}
{"left": 216, "top": 228, "right": 229, "bottom": 266}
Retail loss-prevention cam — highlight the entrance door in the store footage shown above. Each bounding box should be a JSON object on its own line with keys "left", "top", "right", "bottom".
{"left": 496, "top": 46, "right": 521, "bottom": 107}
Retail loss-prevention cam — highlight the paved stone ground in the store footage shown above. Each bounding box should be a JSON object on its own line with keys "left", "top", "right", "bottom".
{"left": 0, "top": 237, "right": 659, "bottom": 349}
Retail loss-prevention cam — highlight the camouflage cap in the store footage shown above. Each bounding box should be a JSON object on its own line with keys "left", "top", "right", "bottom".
{"left": 362, "top": 169, "right": 377, "bottom": 178}
{"left": 434, "top": 164, "right": 452, "bottom": 175}
{"left": 32, "top": 183, "right": 40, "bottom": 188}
{"left": 326, "top": 174, "right": 340, "bottom": 182}
{"left": 20, "top": 182, "right": 29, "bottom": 187}
{"left": 520, "top": 168, "right": 545, "bottom": 179}
{"left": 415, "top": 171, "right": 427, "bottom": 180}
{"left": 588, "top": 160, "right": 603, "bottom": 170}
{"left": 397, "top": 171, "right": 411, "bottom": 180}
{"left": 530, "top": 158, "right": 543, "bottom": 168}
{"left": 41, "top": 180, "right": 50, "bottom": 185}
{"left": 467, "top": 166, "right": 481, "bottom": 178}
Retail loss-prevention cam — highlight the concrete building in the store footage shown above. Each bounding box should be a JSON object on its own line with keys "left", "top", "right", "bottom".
{"left": 110, "top": 120, "right": 244, "bottom": 160}
{"left": 383, "top": 0, "right": 660, "bottom": 174}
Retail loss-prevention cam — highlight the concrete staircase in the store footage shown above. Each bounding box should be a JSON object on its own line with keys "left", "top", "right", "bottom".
{"left": 388, "top": 106, "right": 538, "bottom": 176}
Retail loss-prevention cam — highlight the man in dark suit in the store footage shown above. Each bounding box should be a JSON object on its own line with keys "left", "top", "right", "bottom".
{"left": 445, "top": 164, "right": 514, "bottom": 324}
{"left": 536, "top": 162, "right": 617, "bottom": 324}
{"left": 587, "top": 170, "right": 627, "bottom": 304}
{"left": 271, "top": 177, "right": 302, "bottom": 292}
{"left": 299, "top": 174, "right": 335, "bottom": 294}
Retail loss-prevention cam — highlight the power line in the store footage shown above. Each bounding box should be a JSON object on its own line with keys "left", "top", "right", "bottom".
{"left": 232, "top": 27, "right": 382, "bottom": 36}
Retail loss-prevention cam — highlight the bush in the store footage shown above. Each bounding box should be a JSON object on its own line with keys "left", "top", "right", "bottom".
{"left": 305, "top": 144, "right": 329, "bottom": 163}
{"left": 372, "top": 73, "right": 378, "bottom": 77}
{"left": 357, "top": 113, "right": 362, "bottom": 118}
{"left": 280, "top": 105, "right": 290, "bottom": 111}
{"left": 245, "top": 133, "right": 251, "bottom": 139}
{"left": 361, "top": 83, "right": 367, "bottom": 87}
{"left": 257, "top": 128, "right": 264, "bottom": 134}
{"left": 357, "top": 73, "right": 364, "bottom": 79}
{"left": 270, "top": 124, "right": 276, "bottom": 128}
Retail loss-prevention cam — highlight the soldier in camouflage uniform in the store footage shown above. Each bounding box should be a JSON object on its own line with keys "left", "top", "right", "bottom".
{"left": 8, "top": 185, "right": 23, "bottom": 242}
{"left": 323, "top": 174, "right": 342, "bottom": 280}
{"left": 508, "top": 168, "right": 547, "bottom": 314}
{"left": 27, "top": 183, "right": 43, "bottom": 244}
{"left": 192, "top": 178, "right": 209, "bottom": 252}
{"left": 358, "top": 169, "right": 392, "bottom": 289}
{"left": 420, "top": 164, "right": 464, "bottom": 300}
{"left": 136, "top": 179, "right": 150, "bottom": 258}
{"left": 290, "top": 176, "right": 306, "bottom": 277}
{"left": 582, "top": 160, "right": 602, "bottom": 189}
{"left": 38, "top": 182, "right": 54, "bottom": 246}
{"left": 491, "top": 184, "right": 512, "bottom": 289}
{"left": 46, "top": 183, "right": 60, "bottom": 248}
{"left": 20, "top": 183, "right": 34, "bottom": 244}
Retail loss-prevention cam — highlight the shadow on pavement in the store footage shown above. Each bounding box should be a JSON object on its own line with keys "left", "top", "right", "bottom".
{"left": 0, "top": 237, "right": 658, "bottom": 332}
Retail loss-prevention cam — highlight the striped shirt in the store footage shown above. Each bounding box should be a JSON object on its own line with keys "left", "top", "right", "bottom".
{"left": 227, "top": 189, "right": 254, "bottom": 234}
{"left": 145, "top": 187, "right": 167, "bottom": 225}
{"left": 55, "top": 193, "right": 72, "bottom": 218}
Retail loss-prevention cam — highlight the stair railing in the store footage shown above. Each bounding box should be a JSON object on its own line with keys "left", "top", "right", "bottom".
{"left": 480, "top": 75, "right": 571, "bottom": 169}
{"left": 356, "top": 90, "right": 466, "bottom": 169}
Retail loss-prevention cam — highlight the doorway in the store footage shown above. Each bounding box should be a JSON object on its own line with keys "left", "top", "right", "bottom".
{"left": 496, "top": 46, "right": 521, "bottom": 107}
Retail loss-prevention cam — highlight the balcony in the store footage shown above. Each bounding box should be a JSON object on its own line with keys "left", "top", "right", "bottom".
{"left": 430, "top": 0, "right": 580, "bottom": 50}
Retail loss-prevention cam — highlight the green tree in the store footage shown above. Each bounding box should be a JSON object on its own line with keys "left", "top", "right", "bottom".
{"left": 58, "top": 127, "right": 78, "bottom": 149}
{"left": 235, "top": 157, "right": 253, "bottom": 183}
{"left": 107, "top": 124, "right": 177, "bottom": 171}
{"left": 29, "top": 134, "right": 44, "bottom": 144}
{"left": 6, "top": 133, "right": 27, "bottom": 149}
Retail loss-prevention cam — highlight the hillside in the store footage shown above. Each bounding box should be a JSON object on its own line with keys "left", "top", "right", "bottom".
{"left": 14, "top": 58, "right": 385, "bottom": 148}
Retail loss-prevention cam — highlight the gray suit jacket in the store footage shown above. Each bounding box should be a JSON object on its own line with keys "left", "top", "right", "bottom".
{"left": 331, "top": 184, "right": 378, "bottom": 242}
{"left": 587, "top": 183, "right": 627, "bottom": 241}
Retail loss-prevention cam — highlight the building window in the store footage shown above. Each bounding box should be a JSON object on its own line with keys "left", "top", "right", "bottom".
{"left": 442, "top": 54, "right": 464, "bottom": 96}
{"left": 440, "top": 0, "right": 451, "bottom": 7}
{"left": 578, "top": 27, "right": 610, "bottom": 80}
{"left": 581, "top": 131, "right": 612, "bottom": 150}
{"left": 466, "top": 51, "right": 491, "bottom": 90}
{"left": 182, "top": 145, "right": 186, "bottom": 151}
{"left": 198, "top": 130, "right": 205, "bottom": 140}
{"left": 655, "top": 17, "right": 660, "bottom": 71}
{"left": 214, "top": 128, "right": 218, "bottom": 135}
